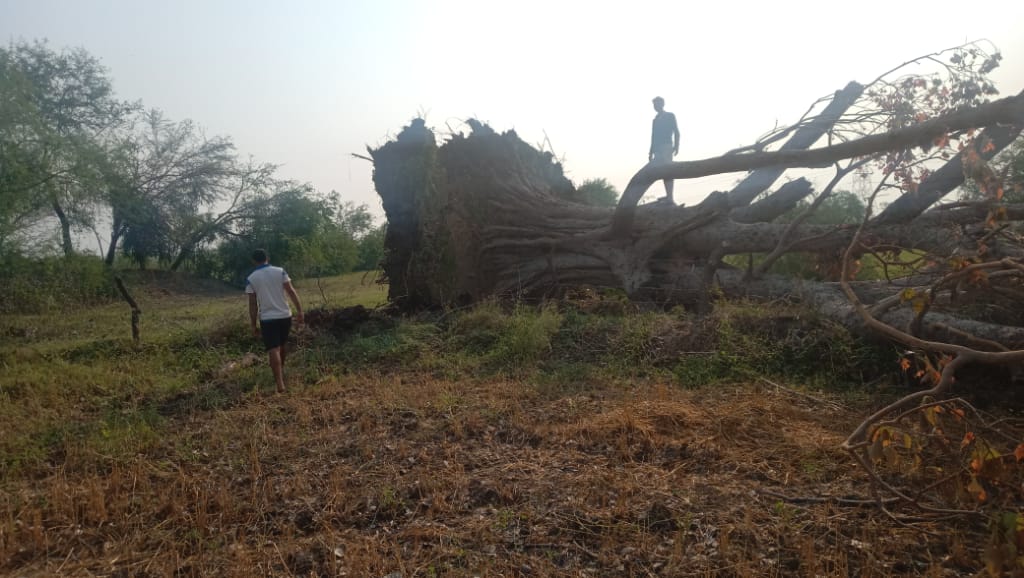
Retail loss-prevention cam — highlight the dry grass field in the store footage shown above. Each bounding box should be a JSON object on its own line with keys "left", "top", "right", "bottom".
{"left": 0, "top": 273, "right": 999, "bottom": 576}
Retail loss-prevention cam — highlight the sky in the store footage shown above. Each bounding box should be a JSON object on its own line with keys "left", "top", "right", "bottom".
{"left": 2, "top": 0, "right": 1024, "bottom": 217}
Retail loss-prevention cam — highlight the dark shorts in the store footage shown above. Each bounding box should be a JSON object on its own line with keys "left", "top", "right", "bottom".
{"left": 260, "top": 317, "right": 292, "bottom": 351}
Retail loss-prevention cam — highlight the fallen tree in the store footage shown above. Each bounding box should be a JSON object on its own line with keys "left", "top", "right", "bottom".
{"left": 370, "top": 44, "right": 1021, "bottom": 346}
{"left": 369, "top": 44, "right": 1024, "bottom": 546}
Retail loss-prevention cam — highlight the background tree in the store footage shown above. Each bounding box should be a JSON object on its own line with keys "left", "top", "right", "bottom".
{"left": 356, "top": 224, "right": 386, "bottom": 271}
{"left": 0, "top": 40, "right": 134, "bottom": 256}
{"left": 0, "top": 48, "right": 51, "bottom": 254}
{"left": 101, "top": 109, "right": 234, "bottom": 266}
{"left": 730, "top": 190, "right": 869, "bottom": 279}
{"left": 574, "top": 177, "right": 620, "bottom": 207}
{"left": 165, "top": 158, "right": 279, "bottom": 271}
{"left": 213, "top": 187, "right": 376, "bottom": 282}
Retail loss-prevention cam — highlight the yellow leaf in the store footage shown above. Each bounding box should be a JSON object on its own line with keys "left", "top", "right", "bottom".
{"left": 872, "top": 427, "right": 889, "bottom": 442}
{"left": 912, "top": 297, "right": 927, "bottom": 314}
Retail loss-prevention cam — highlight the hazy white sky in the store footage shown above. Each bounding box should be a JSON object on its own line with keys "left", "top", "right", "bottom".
{"left": 3, "top": 0, "right": 1023, "bottom": 214}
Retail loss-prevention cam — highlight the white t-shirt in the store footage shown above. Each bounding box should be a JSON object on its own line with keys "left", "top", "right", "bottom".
{"left": 245, "top": 264, "right": 292, "bottom": 320}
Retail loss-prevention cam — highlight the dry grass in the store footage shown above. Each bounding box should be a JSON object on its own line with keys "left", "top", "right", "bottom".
{"left": 0, "top": 275, "right": 987, "bottom": 576}
{"left": 1, "top": 372, "right": 979, "bottom": 577}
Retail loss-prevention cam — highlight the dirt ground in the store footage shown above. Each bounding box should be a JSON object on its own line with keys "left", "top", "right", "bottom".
{"left": 2, "top": 371, "right": 988, "bottom": 577}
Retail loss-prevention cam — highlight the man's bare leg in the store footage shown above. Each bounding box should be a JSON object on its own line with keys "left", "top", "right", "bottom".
{"left": 269, "top": 347, "right": 286, "bottom": 393}
{"left": 663, "top": 179, "right": 674, "bottom": 204}
{"left": 280, "top": 343, "right": 288, "bottom": 389}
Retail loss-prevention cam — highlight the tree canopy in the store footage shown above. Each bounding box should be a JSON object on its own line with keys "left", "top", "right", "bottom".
{"left": 0, "top": 40, "right": 381, "bottom": 279}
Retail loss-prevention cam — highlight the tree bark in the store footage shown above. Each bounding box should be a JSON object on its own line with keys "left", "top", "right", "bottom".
{"left": 724, "top": 81, "right": 864, "bottom": 208}
{"left": 169, "top": 234, "right": 203, "bottom": 272}
{"left": 114, "top": 276, "right": 141, "bottom": 345}
{"left": 105, "top": 215, "right": 124, "bottom": 266}
{"left": 52, "top": 200, "right": 74, "bottom": 257}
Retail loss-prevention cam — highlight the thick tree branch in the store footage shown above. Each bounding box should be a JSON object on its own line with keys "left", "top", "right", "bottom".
{"left": 725, "top": 82, "right": 864, "bottom": 207}
{"left": 873, "top": 123, "right": 1023, "bottom": 224}
{"left": 611, "top": 90, "right": 1024, "bottom": 236}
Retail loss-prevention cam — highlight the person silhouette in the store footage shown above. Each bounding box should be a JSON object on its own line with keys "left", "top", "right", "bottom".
{"left": 245, "top": 249, "right": 304, "bottom": 393}
{"left": 649, "top": 96, "right": 680, "bottom": 203}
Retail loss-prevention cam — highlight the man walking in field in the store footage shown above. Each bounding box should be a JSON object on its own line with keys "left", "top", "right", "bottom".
{"left": 246, "top": 249, "right": 304, "bottom": 393}
{"left": 649, "top": 96, "right": 680, "bottom": 204}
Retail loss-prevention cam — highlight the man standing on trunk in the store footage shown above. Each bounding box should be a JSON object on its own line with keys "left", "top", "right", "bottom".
{"left": 649, "top": 96, "right": 680, "bottom": 204}
{"left": 246, "top": 249, "right": 304, "bottom": 393}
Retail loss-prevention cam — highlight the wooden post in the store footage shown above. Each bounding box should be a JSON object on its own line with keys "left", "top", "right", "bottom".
{"left": 113, "top": 276, "right": 141, "bottom": 345}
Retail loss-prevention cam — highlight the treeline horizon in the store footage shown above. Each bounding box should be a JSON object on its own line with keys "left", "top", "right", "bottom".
{"left": 1, "top": 39, "right": 385, "bottom": 309}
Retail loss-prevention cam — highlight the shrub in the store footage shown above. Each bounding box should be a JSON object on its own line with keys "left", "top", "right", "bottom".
{"left": 0, "top": 254, "right": 115, "bottom": 314}
{"left": 490, "top": 303, "right": 562, "bottom": 370}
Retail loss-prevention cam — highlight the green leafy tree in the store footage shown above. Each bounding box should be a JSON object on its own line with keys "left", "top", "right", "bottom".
{"left": 357, "top": 224, "right": 386, "bottom": 271}
{"left": 729, "top": 190, "right": 869, "bottom": 279}
{"left": 575, "top": 178, "right": 620, "bottom": 207}
{"left": 103, "top": 109, "right": 234, "bottom": 265}
{"left": 0, "top": 40, "right": 134, "bottom": 256}
{"left": 120, "top": 197, "right": 173, "bottom": 269}
{"left": 0, "top": 50, "right": 51, "bottom": 255}
{"left": 166, "top": 159, "right": 278, "bottom": 271}
{"left": 213, "top": 187, "right": 374, "bottom": 283}
{"left": 781, "top": 189, "right": 866, "bottom": 225}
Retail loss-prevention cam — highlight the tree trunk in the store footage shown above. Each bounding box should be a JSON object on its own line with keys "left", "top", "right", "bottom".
{"left": 114, "top": 276, "right": 141, "bottom": 345}
{"left": 372, "top": 99, "right": 1023, "bottom": 297}
{"left": 169, "top": 230, "right": 209, "bottom": 272}
{"left": 169, "top": 248, "right": 189, "bottom": 272}
{"left": 52, "top": 200, "right": 74, "bottom": 257}
{"left": 105, "top": 216, "right": 123, "bottom": 266}
{"left": 369, "top": 89, "right": 1024, "bottom": 351}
